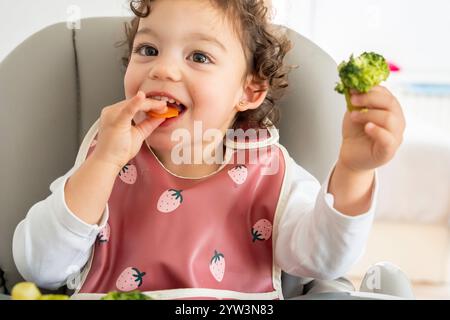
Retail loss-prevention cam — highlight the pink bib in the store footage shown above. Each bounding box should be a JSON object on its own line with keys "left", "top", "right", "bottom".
{"left": 78, "top": 131, "right": 286, "bottom": 299}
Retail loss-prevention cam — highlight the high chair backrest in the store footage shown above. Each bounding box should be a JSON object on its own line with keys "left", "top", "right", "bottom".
{"left": 0, "top": 17, "right": 344, "bottom": 295}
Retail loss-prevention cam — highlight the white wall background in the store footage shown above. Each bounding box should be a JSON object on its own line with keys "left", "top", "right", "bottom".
{"left": 272, "top": 0, "right": 450, "bottom": 81}
{"left": 0, "top": 0, "right": 132, "bottom": 63}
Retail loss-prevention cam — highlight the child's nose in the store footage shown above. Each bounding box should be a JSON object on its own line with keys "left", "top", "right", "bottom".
{"left": 147, "top": 58, "right": 182, "bottom": 82}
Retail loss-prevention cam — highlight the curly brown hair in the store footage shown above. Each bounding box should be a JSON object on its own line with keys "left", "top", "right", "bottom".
{"left": 119, "top": 0, "right": 295, "bottom": 129}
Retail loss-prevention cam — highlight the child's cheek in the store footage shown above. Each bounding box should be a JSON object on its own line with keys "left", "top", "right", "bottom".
{"left": 123, "top": 66, "right": 140, "bottom": 100}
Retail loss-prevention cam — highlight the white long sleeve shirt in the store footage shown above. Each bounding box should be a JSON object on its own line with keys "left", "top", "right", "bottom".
{"left": 12, "top": 125, "right": 377, "bottom": 291}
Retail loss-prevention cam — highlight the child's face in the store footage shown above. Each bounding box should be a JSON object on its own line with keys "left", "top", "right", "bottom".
{"left": 124, "top": 0, "right": 250, "bottom": 152}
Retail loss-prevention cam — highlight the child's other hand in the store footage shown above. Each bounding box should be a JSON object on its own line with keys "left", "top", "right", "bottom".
{"left": 339, "top": 86, "right": 405, "bottom": 172}
{"left": 91, "top": 91, "right": 168, "bottom": 169}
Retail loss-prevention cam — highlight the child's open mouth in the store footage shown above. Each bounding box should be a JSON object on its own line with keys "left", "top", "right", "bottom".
{"left": 146, "top": 93, "right": 188, "bottom": 126}
{"left": 166, "top": 101, "right": 187, "bottom": 114}
{"left": 159, "top": 102, "right": 187, "bottom": 127}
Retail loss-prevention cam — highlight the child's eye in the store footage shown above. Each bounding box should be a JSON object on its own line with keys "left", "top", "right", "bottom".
{"left": 190, "top": 52, "right": 212, "bottom": 64}
{"left": 133, "top": 45, "right": 158, "bottom": 56}
{"left": 133, "top": 45, "right": 212, "bottom": 64}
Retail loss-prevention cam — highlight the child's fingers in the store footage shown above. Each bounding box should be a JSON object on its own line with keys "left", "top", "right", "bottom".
{"left": 142, "top": 98, "right": 168, "bottom": 113}
{"left": 120, "top": 91, "right": 167, "bottom": 122}
{"left": 134, "top": 117, "right": 166, "bottom": 141}
{"left": 350, "top": 86, "right": 401, "bottom": 113}
{"left": 350, "top": 109, "right": 400, "bottom": 133}
{"left": 121, "top": 91, "right": 145, "bottom": 119}
{"left": 364, "top": 122, "right": 397, "bottom": 158}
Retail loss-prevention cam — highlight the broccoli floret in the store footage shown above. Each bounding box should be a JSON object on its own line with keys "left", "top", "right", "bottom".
{"left": 335, "top": 52, "right": 390, "bottom": 112}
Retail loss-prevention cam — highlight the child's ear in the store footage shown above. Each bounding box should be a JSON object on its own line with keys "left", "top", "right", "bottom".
{"left": 236, "top": 75, "right": 269, "bottom": 112}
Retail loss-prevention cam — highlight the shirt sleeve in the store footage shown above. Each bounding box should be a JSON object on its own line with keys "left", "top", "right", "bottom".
{"left": 274, "top": 155, "right": 377, "bottom": 280}
{"left": 12, "top": 166, "right": 109, "bottom": 290}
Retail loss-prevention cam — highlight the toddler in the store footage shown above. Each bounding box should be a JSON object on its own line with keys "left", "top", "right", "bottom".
{"left": 13, "top": 0, "right": 405, "bottom": 299}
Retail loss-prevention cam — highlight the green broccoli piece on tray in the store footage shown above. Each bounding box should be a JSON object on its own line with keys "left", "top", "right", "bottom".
{"left": 335, "top": 52, "right": 390, "bottom": 112}
{"left": 101, "top": 291, "right": 155, "bottom": 300}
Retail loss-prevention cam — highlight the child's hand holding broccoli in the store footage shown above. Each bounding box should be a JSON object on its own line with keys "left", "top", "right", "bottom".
{"left": 328, "top": 52, "right": 405, "bottom": 216}
{"left": 335, "top": 51, "right": 405, "bottom": 173}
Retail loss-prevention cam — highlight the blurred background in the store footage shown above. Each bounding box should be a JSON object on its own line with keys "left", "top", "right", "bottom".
{"left": 271, "top": 0, "right": 450, "bottom": 299}
{"left": 1, "top": 0, "right": 449, "bottom": 299}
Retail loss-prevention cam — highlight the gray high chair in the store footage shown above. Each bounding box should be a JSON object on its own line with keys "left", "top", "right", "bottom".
{"left": 0, "top": 17, "right": 414, "bottom": 299}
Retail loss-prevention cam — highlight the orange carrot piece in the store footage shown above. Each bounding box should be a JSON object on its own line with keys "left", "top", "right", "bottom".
{"left": 147, "top": 106, "right": 179, "bottom": 119}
